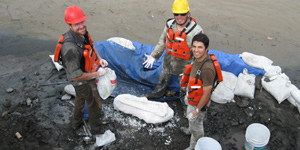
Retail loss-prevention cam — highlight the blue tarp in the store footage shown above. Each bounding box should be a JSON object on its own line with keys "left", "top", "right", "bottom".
{"left": 207, "top": 50, "right": 265, "bottom": 77}
{"left": 94, "top": 40, "right": 265, "bottom": 100}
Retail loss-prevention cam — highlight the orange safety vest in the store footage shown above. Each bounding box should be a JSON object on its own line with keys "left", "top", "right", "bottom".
{"left": 180, "top": 54, "right": 223, "bottom": 105}
{"left": 165, "top": 18, "right": 197, "bottom": 60}
{"left": 180, "top": 64, "right": 192, "bottom": 87}
{"left": 54, "top": 33, "right": 100, "bottom": 73}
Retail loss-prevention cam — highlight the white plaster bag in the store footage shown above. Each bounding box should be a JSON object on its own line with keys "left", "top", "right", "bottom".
{"left": 113, "top": 94, "right": 174, "bottom": 124}
{"left": 211, "top": 71, "right": 237, "bottom": 104}
{"left": 239, "top": 52, "right": 273, "bottom": 70}
{"left": 234, "top": 68, "right": 256, "bottom": 99}
{"left": 261, "top": 73, "right": 292, "bottom": 104}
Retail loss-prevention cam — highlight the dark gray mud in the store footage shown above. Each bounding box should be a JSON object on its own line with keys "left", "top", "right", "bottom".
{"left": 0, "top": 33, "right": 299, "bottom": 150}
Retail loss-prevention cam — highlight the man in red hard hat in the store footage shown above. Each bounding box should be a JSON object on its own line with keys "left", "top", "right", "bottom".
{"left": 55, "top": 5, "right": 108, "bottom": 135}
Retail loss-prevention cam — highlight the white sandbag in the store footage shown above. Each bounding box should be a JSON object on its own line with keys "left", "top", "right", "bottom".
{"left": 234, "top": 68, "right": 256, "bottom": 99}
{"left": 64, "top": 84, "right": 76, "bottom": 96}
{"left": 61, "top": 94, "right": 72, "bottom": 100}
{"left": 107, "top": 37, "right": 136, "bottom": 50}
{"left": 49, "top": 55, "right": 63, "bottom": 71}
{"left": 95, "top": 130, "right": 116, "bottom": 147}
{"left": 264, "top": 65, "right": 282, "bottom": 79}
{"left": 113, "top": 94, "right": 174, "bottom": 124}
{"left": 239, "top": 52, "right": 273, "bottom": 70}
{"left": 211, "top": 83, "right": 235, "bottom": 104}
{"left": 291, "top": 89, "right": 300, "bottom": 104}
{"left": 219, "top": 71, "right": 238, "bottom": 91}
{"left": 287, "top": 84, "right": 299, "bottom": 106}
{"left": 210, "top": 71, "right": 237, "bottom": 104}
{"left": 96, "top": 68, "right": 117, "bottom": 100}
{"left": 261, "top": 73, "right": 292, "bottom": 104}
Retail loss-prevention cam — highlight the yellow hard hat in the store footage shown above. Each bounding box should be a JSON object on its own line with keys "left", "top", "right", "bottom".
{"left": 172, "top": 0, "right": 190, "bottom": 14}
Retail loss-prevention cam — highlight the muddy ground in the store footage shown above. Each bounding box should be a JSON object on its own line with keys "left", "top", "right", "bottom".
{"left": 0, "top": 33, "right": 300, "bottom": 150}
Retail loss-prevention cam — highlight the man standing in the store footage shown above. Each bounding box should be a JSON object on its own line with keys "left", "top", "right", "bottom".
{"left": 183, "top": 33, "right": 217, "bottom": 150}
{"left": 143, "top": 0, "right": 203, "bottom": 110}
{"left": 55, "top": 5, "right": 108, "bottom": 135}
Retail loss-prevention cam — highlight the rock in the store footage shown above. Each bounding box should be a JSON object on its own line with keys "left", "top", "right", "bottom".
{"left": 6, "top": 88, "right": 14, "bottom": 93}
{"left": 236, "top": 97, "right": 250, "bottom": 108}
{"left": 210, "top": 111, "right": 218, "bottom": 116}
{"left": 2, "top": 111, "right": 9, "bottom": 117}
{"left": 26, "top": 98, "right": 32, "bottom": 106}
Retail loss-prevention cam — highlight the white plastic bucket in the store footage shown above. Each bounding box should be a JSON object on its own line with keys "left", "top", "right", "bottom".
{"left": 195, "top": 137, "right": 222, "bottom": 150}
{"left": 245, "top": 123, "right": 270, "bottom": 150}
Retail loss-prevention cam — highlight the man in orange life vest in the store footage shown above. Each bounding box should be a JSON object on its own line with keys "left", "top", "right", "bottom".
{"left": 143, "top": 0, "right": 203, "bottom": 109}
{"left": 57, "top": 5, "right": 108, "bottom": 135}
{"left": 183, "top": 33, "right": 216, "bottom": 150}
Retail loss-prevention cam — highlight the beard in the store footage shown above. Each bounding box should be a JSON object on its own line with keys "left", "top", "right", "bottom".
{"left": 76, "top": 27, "right": 87, "bottom": 37}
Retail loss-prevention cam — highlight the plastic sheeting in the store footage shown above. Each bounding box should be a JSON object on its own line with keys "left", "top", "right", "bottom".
{"left": 94, "top": 39, "right": 265, "bottom": 100}
{"left": 94, "top": 40, "right": 180, "bottom": 99}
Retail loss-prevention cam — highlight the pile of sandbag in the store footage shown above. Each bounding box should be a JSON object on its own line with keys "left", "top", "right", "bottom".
{"left": 211, "top": 68, "right": 256, "bottom": 103}
{"left": 211, "top": 52, "right": 300, "bottom": 114}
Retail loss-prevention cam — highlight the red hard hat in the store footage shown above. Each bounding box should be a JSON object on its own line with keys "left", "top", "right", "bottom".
{"left": 64, "top": 5, "right": 87, "bottom": 24}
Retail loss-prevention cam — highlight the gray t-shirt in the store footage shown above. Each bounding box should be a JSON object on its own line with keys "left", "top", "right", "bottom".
{"left": 60, "top": 30, "right": 88, "bottom": 83}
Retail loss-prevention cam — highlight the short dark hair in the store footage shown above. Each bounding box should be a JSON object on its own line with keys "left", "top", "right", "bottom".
{"left": 192, "top": 33, "right": 209, "bottom": 49}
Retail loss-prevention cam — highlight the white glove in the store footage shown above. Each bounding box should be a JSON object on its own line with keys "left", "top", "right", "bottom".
{"left": 100, "top": 59, "right": 108, "bottom": 67}
{"left": 187, "top": 112, "right": 196, "bottom": 122}
{"left": 143, "top": 54, "right": 155, "bottom": 69}
{"left": 97, "top": 67, "right": 107, "bottom": 77}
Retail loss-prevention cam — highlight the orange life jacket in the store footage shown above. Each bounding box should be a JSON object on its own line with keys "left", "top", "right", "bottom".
{"left": 180, "top": 64, "right": 192, "bottom": 87}
{"left": 165, "top": 18, "right": 197, "bottom": 60}
{"left": 181, "top": 54, "right": 223, "bottom": 105}
{"left": 54, "top": 33, "right": 100, "bottom": 73}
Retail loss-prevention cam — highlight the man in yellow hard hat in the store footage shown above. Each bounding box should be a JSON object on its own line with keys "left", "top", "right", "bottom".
{"left": 143, "top": 0, "right": 203, "bottom": 113}
{"left": 54, "top": 5, "right": 108, "bottom": 135}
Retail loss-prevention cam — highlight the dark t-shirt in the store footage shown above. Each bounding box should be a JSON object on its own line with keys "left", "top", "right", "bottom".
{"left": 189, "top": 54, "right": 216, "bottom": 86}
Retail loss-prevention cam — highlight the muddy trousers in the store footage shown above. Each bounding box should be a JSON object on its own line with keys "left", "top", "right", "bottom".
{"left": 179, "top": 75, "right": 187, "bottom": 110}
{"left": 151, "top": 69, "right": 187, "bottom": 110}
{"left": 72, "top": 82, "right": 102, "bottom": 135}
{"left": 186, "top": 105, "right": 206, "bottom": 150}
{"left": 151, "top": 68, "right": 172, "bottom": 98}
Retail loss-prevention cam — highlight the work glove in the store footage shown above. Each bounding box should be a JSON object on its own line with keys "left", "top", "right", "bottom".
{"left": 143, "top": 54, "right": 155, "bottom": 69}
{"left": 187, "top": 112, "right": 197, "bottom": 122}
{"left": 97, "top": 67, "right": 107, "bottom": 77}
{"left": 100, "top": 59, "right": 108, "bottom": 67}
